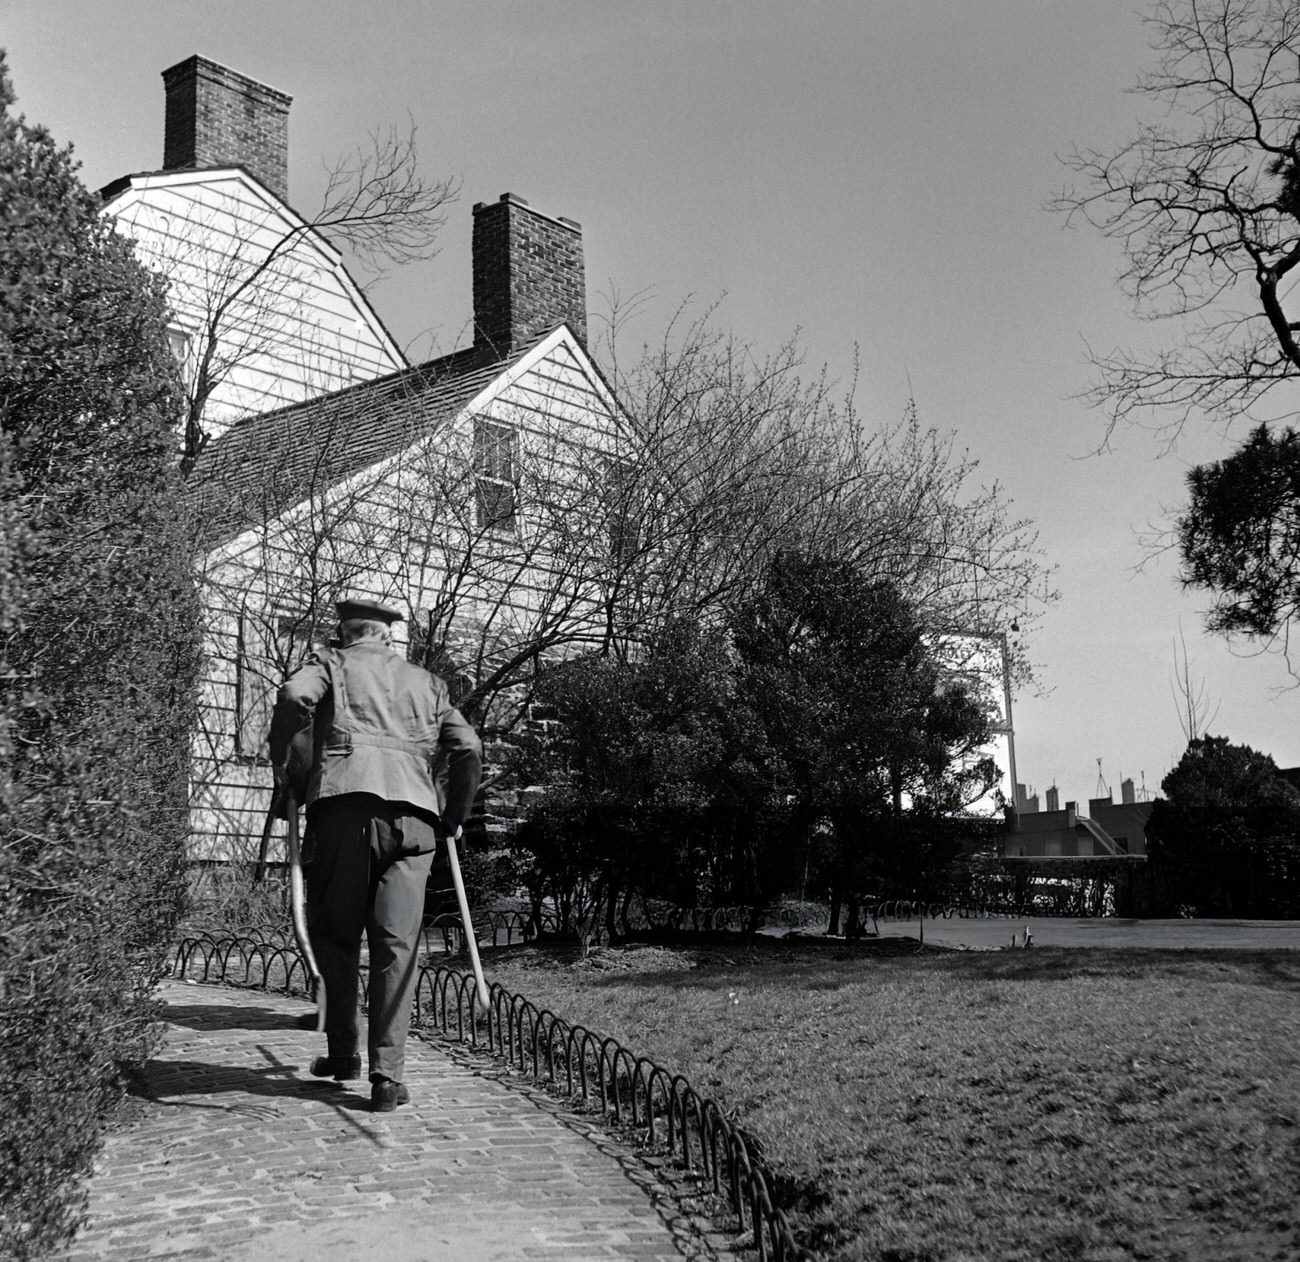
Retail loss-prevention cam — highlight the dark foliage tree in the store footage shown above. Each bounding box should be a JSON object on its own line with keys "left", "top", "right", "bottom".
{"left": 1178, "top": 424, "right": 1300, "bottom": 645}
{"left": 509, "top": 621, "right": 777, "bottom": 946}
{"left": 1147, "top": 735, "right": 1300, "bottom": 915}
{"left": 730, "top": 553, "right": 997, "bottom": 936}
{"left": 0, "top": 55, "right": 202, "bottom": 1258}
{"left": 510, "top": 556, "right": 997, "bottom": 943}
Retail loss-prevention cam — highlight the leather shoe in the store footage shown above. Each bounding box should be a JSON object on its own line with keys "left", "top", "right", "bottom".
{"left": 310, "top": 1054, "right": 361, "bottom": 1081}
{"left": 371, "top": 1079, "right": 410, "bottom": 1112}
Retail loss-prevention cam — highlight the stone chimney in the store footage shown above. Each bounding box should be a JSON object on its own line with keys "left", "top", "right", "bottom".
{"left": 472, "top": 193, "right": 587, "bottom": 357}
{"left": 1121, "top": 777, "right": 1136, "bottom": 804}
{"left": 162, "top": 56, "right": 292, "bottom": 202}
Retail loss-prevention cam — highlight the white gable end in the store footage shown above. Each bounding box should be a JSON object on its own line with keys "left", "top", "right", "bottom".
{"left": 104, "top": 168, "right": 405, "bottom": 442}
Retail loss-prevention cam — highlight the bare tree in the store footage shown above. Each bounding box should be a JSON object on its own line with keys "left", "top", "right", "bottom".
{"left": 1171, "top": 621, "right": 1223, "bottom": 741}
{"left": 600, "top": 308, "right": 1053, "bottom": 685}
{"left": 112, "top": 123, "right": 456, "bottom": 471}
{"left": 1056, "top": 0, "right": 1300, "bottom": 447}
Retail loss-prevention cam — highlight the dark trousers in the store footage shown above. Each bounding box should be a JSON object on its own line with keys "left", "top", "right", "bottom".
{"left": 304, "top": 794, "right": 437, "bottom": 1083}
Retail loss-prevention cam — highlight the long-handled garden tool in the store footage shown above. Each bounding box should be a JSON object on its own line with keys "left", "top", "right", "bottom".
{"left": 443, "top": 824, "right": 490, "bottom": 1013}
{"left": 284, "top": 786, "right": 326, "bottom": 1032}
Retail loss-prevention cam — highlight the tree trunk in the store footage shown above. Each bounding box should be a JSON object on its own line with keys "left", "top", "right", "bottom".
{"left": 605, "top": 879, "right": 619, "bottom": 944}
{"left": 619, "top": 884, "right": 635, "bottom": 939}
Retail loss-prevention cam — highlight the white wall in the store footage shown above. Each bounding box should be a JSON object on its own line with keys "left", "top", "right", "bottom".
{"left": 106, "top": 170, "right": 404, "bottom": 441}
{"left": 191, "top": 331, "right": 625, "bottom": 859}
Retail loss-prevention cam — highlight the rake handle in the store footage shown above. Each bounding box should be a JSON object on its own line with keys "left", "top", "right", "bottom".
{"left": 444, "top": 824, "right": 491, "bottom": 1013}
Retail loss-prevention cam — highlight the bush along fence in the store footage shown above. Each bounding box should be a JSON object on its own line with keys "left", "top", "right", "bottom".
{"left": 972, "top": 855, "right": 1151, "bottom": 917}
{"left": 170, "top": 928, "right": 812, "bottom": 1262}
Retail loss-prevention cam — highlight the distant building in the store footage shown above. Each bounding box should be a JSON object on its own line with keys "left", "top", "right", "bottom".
{"left": 1276, "top": 766, "right": 1300, "bottom": 794}
{"left": 1006, "top": 786, "right": 1155, "bottom": 857}
{"left": 1014, "top": 782, "right": 1040, "bottom": 814}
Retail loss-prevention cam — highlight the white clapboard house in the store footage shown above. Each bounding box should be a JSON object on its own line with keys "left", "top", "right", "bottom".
{"left": 105, "top": 57, "right": 626, "bottom": 860}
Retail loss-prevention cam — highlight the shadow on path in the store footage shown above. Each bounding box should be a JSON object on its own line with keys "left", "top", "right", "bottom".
{"left": 164, "top": 1000, "right": 308, "bottom": 1032}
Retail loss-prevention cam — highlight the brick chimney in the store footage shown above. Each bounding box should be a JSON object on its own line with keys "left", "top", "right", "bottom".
{"left": 162, "top": 56, "right": 292, "bottom": 202}
{"left": 472, "top": 193, "right": 587, "bottom": 357}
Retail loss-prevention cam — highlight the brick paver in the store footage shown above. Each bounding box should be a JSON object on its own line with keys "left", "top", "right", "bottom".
{"left": 56, "top": 982, "right": 729, "bottom": 1261}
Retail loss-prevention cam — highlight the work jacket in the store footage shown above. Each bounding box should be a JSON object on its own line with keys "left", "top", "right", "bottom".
{"left": 269, "top": 640, "right": 482, "bottom": 828}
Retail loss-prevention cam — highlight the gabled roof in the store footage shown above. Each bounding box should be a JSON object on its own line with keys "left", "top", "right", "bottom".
{"left": 187, "top": 327, "right": 573, "bottom": 551}
{"left": 100, "top": 166, "right": 406, "bottom": 372}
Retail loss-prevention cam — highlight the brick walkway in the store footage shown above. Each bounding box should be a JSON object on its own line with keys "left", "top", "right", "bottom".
{"left": 57, "top": 982, "right": 731, "bottom": 1261}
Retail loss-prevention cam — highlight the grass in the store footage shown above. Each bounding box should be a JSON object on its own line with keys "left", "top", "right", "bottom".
{"left": 481, "top": 938, "right": 1300, "bottom": 1262}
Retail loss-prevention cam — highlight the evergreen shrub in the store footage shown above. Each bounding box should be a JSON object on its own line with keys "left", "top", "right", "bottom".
{"left": 0, "top": 55, "right": 202, "bottom": 1258}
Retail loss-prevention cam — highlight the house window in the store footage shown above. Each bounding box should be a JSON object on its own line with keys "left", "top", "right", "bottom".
{"left": 235, "top": 609, "right": 316, "bottom": 760}
{"left": 165, "top": 323, "right": 194, "bottom": 387}
{"left": 473, "top": 418, "right": 519, "bottom": 532}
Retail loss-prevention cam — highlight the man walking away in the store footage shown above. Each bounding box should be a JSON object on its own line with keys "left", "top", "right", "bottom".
{"left": 269, "top": 597, "right": 482, "bottom": 1111}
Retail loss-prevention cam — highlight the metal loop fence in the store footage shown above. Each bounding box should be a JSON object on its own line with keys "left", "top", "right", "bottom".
{"left": 424, "top": 907, "right": 540, "bottom": 953}
{"left": 868, "top": 900, "right": 1019, "bottom": 923}
{"left": 170, "top": 931, "right": 812, "bottom": 1261}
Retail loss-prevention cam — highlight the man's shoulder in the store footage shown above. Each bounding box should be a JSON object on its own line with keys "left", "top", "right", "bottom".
{"left": 404, "top": 658, "right": 448, "bottom": 693}
{"left": 340, "top": 642, "right": 446, "bottom": 690}
{"left": 376, "top": 647, "right": 445, "bottom": 690}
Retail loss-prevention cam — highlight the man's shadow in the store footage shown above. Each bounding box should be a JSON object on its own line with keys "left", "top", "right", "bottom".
{"left": 127, "top": 1054, "right": 380, "bottom": 1141}
{"left": 163, "top": 1001, "right": 315, "bottom": 1033}
{"left": 129, "top": 1003, "right": 382, "bottom": 1139}
{"left": 135, "top": 1056, "right": 353, "bottom": 1101}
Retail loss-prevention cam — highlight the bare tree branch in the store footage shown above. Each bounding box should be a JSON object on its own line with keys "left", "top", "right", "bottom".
{"left": 1054, "top": 0, "right": 1300, "bottom": 444}
{"left": 112, "top": 120, "right": 456, "bottom": 472}
{"left": 315, "top": 119, "right": 458, "bottom": 277}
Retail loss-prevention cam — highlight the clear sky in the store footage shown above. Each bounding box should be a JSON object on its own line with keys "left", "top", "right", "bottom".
{"left": 8, "top": 0, "right": 1298, "bottom": 805}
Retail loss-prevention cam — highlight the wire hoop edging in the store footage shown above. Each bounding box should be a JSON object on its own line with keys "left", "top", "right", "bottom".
{"left": 170, "top": 937, "right": 811, "bottom": 1260}
{"left": 414, "top": 961, "right": 811, "bottom": 1262}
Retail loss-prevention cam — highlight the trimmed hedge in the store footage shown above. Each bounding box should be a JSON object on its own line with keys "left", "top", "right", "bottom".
{"left": 1, "top": 56, "right": 202, "bottom": 1258}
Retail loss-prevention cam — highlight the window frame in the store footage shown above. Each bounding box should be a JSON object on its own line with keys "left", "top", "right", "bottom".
{"left": 472, "top": 416, "right": 521, "bottom": 534}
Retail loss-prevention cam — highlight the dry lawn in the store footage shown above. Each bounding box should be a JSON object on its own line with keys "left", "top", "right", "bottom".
{"left": 482, "top": 938, "right": 1300, "bottom": 1262}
